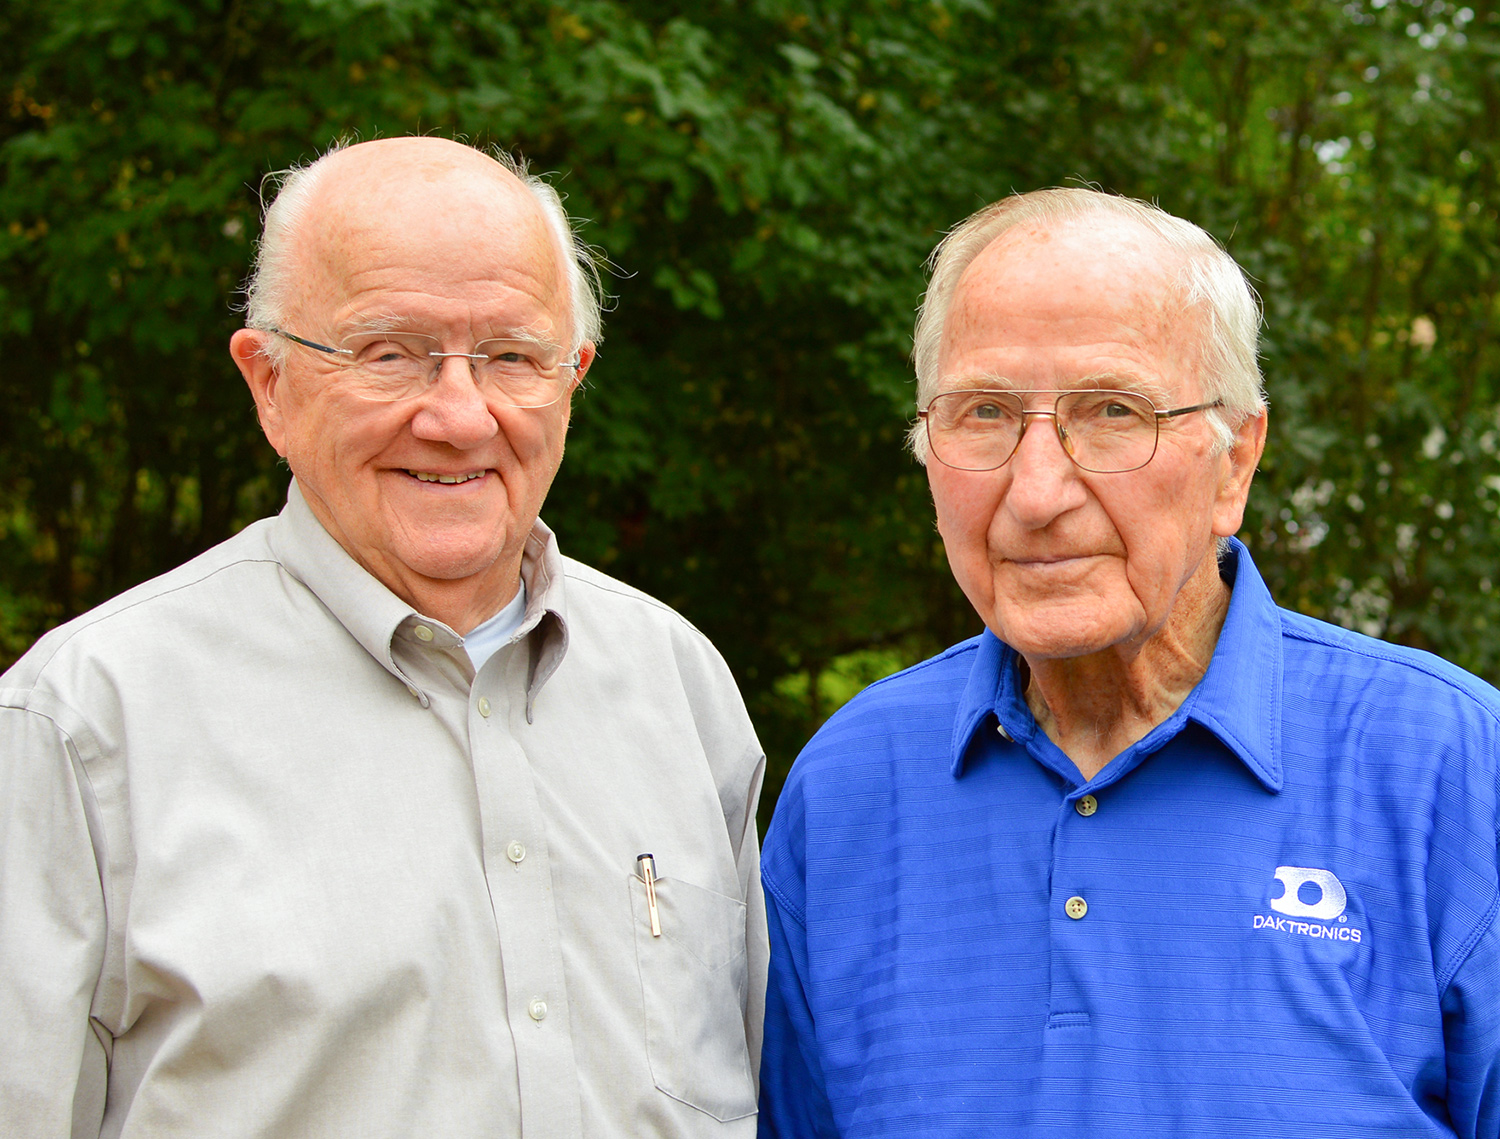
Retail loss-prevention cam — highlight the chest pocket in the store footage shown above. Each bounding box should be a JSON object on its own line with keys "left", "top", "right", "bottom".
{"left": 629, "top": 873, "right": 756, "bottom": 1121}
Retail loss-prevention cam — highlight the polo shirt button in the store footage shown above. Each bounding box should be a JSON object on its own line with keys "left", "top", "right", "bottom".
{"left": 413, "top": 624, "right": 435, "bottom": 642}
{"left": 507, "top": 841, "right": 526, "bottom": 864}
{"left": 528, "top": 997, "right": 547, "bottom": 1022}
{"left": 1065, "top": 895, "right": 1088, "bottom": 920}
{"left": 1076, "top": 794, "right": 1098, "bottom": 817}
{"left": 478, "top": 696, "right": 492, "bottom": 717}
{"left": 406, "top": 684, "right": 421, "bottom": 698}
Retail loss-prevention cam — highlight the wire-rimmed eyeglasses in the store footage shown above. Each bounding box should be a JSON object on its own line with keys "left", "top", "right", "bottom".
{"left": 918, "top": 388, "right": 1223, "bottom": 474}
{"left": 269, "top": 327, "right": 582, "bottom": 409}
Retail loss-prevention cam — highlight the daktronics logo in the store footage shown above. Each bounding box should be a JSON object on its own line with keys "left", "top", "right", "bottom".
{"left": 1253, "top": 866, "right": 1364, "bottom": 945}
{"left": 1253, "top": 914, "right": 1362, "bottom": 943}
{"left": 1270, "top": 866, "right": 1347, "bottom": 920}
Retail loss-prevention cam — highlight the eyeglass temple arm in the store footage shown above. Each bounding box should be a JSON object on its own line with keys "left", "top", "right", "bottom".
{"left": 269, "top": 328, "right": 350, "bottom": 357}
{"left": 1155, "top": 399, "right": 1224, "bottom": 420}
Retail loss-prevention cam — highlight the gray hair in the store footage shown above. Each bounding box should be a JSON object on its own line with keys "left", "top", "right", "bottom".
{"left": 243, "top": 140, "right": 604, "bottom": 368}
{"left": 908, "top": 188, "right": 1266, "bottom": 462}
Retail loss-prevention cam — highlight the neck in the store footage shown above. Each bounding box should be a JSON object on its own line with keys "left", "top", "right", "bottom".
{"left": 1021, "top": 552, "right": 1230, "bottom": 782}
{"left": 397, "top": 572, "right": 524, "bottom": 635}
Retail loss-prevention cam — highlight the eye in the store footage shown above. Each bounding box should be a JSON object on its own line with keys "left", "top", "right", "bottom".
{"left": 972, "top": 401, "right": 1005, "bottom": 420}
{"left": 344, "top": 335, "right": 432, "bottom": 366}
{"left": 476, "top": 340, "right": 555, "bottom": 372}
{"left": 1072, "top": 393, "right": 1149, "bottom": 423}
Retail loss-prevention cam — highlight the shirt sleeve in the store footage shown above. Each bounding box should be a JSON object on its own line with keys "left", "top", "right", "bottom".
{"left": 758, "top": 876, "right": 838, "bottom": 1138}
{"left": 740, "top": 754, "right": 769, "bottom": 1087}
{"left": 758, "top": 763, "right": 837, "bottom": 1138}
{"left": 0, "top": 702, "right": 109, "bottom": 1138}
{"left": 669, "top": 617, "right": 771, "bottom": 1086}
{"left": 1443, "top": 887, "right": 1500, "bottom": 1139}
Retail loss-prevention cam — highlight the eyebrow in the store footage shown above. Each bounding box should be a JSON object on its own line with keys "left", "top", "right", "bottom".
{"left": 937, "top": 371, "right": 1171, "bottom": 402}
{"left": 338, "top": 315, "right": 563, "bottom": 353}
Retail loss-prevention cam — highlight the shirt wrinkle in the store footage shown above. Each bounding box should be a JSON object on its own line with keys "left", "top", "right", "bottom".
{"left": 0, "top": 480, "right": 768, "bottom": 1139}
{"left": 760, "top": 537, "right": 1500, "bottom": 1138}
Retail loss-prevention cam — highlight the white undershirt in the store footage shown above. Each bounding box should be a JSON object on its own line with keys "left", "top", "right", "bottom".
{"left": 461, "top": 580, "right": 528, "bottom": 674}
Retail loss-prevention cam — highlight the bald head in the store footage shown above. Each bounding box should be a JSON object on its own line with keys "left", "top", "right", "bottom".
{"left": 244, "top": 138, "right": 601, "bottom": 363}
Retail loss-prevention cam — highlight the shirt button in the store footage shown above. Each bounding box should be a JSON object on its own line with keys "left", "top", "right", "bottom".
{"left": 1076, "top": 794, "right": 1098, "bottom": 817}
{"left": 413, "top": 624, "right": 435, "bottom": 642}
{"left": 405, "top": 684, "right": 421, "bottom": 698}
{"left": 1065, "top": 895, "right": 1088, "bottom": 920}
{"left": 996, "top": 721, "right": 1012, "bottom": 741}
{"left": 528, "top": 997, "right": 547, "bottom": 1022}
{"left": 506, "top": 841, "right": 526, "bottom": 864}
{"left": 478, "top": 696, "right": 492, "bottom": 718}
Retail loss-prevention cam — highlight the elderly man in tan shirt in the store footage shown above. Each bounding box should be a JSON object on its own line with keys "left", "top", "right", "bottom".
{"left": 0, "top": 138, "right": 766, "bottom": 1138}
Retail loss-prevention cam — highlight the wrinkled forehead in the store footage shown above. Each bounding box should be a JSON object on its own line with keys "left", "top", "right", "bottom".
{"left": 939, "top": 217, "right": 1206, "bottom": 387}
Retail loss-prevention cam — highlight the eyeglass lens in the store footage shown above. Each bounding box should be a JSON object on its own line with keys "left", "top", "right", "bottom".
{"left": 925, "top": 390, "right": 1160, "bottom": 473}
{"left": 335, "top": 332, "right": 572, "bottom": 407}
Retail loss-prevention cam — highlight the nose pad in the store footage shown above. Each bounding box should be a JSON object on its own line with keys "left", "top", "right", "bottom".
{"left": 1015, "top": 410, "right": 1073, "bottom": 463}
{"left": 1056, "top": 421, "right": 1077, "bottom": 458}
{"left": 430, "top": 353, "right": 485, "bottom": 382}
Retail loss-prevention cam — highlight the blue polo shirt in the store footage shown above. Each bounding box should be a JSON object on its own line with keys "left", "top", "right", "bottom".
{"left": 759, "top": 539, "right": 1500, "bottom": 1138}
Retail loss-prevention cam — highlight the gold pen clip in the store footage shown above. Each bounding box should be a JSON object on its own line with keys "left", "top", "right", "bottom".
{"left": 636, "top": 853, "right": 662, "bottom": 937}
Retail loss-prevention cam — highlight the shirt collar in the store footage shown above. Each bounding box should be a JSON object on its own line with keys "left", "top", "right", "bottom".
{"left": 268, "top": 479, "right": 569, "bottom": 715}
{"left": 950, "top": 537, "right": 1283, "bottom": 792}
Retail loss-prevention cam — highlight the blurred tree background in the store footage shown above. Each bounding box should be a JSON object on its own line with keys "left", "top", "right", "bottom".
{"left": 3, "top": 0, "right": 1497, "bottom": 822}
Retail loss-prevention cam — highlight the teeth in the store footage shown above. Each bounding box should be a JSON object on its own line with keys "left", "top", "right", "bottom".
{"left": 410, "top": 470, "right": 484, "bottom": 484}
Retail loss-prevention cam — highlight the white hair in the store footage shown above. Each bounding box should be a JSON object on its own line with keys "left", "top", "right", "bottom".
{"left": 908, "top": 187, "right": 1266, "bottom": 462}
{"left": 242, "top": 140, "right": 604, "bottom": 368}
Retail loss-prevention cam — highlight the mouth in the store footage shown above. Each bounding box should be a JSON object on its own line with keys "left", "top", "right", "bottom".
{"left": 1012, "top": 554, "right": 1086, "bottom": 565}
{"left": 406, "top": 470, "right": 486, "bottom": 485}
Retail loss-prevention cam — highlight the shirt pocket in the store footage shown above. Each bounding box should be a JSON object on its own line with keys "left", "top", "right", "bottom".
{"left": 629, "top": 872, "right": 757, "bottom": 1121}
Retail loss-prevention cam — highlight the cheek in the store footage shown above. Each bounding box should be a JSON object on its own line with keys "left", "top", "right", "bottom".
{"left": 283, "top": 397, "right": 403, "bottom": 482}
{"left": 1112, "top": 473, "right": 1217, "bottom": 596}
{"left": 931, "top": 473, "right": 1003, "bottom": 560}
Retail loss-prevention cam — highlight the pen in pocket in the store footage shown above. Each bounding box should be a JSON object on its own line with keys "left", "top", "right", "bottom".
{"left": 636, "top": 853, "right": 662, "bottom": 937}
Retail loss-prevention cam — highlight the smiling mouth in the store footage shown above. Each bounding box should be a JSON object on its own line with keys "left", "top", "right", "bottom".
{"left": 407, "top": 470, "right": 486, "bottom": 484}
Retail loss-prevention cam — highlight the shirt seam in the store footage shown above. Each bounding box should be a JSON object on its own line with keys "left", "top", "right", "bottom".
{"left": 17, "top": 557, "right": 287, "bottom": 680}
{"left": 1437, "top": 882, "right": 1500, "bottom": 994}
{"left": 762, "top": 868, "right": 807, "bottom": 930}
{"left": 1282, "top": 622, "right": 1500, "bottom": 726}
{"left": 862, "top": 638, "right": 981, "bottom": 697}
{"left": 0, "top": 699, "right": 114, "bottom": 980}
{"left": 561, "top": 569, "right": 710, "bottom": 639}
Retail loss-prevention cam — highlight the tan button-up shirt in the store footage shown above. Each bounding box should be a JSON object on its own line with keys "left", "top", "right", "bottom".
{"left": 0, "top": 483, "right": 767, "bottom": 1138}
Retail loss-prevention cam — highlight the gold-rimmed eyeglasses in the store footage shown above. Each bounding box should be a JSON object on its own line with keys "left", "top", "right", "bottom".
{"left": 918, "top": 388, "right": 1223, "bottom": 473}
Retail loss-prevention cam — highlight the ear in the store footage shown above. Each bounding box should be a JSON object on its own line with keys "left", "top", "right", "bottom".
{"left": 1211, "top": 409, "right": 1268, "bottom": 537}
{"left": 560, "top": 341, "right": 598, "bottom": 427}
{"left": 572, "top": 341, "right": 598, "bottom": 388}
{"left": 231, "top": 329, "right": 289, "bottom": 457}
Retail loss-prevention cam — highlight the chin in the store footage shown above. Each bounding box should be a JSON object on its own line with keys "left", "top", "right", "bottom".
{"left": 990, "top": 608, "right": 1133, "bottom": 661}
{"left": 394, "top": 539, "right": 508, "bottom": 583}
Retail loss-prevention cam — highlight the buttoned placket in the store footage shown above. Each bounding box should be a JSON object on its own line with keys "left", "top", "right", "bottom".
{"left": 467, "top": 638, "right": 584, "bottom": 1137}
{"left": 398, "top": 617, "right": 585, "bottom": 1138}
{"left": 1044, "top": 773, "right": 1099, "bottom": 1036}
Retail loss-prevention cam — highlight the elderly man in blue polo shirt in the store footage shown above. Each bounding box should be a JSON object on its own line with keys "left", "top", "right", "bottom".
{"left": 758, "top": 188, "right": 1500, "bottom": 1138}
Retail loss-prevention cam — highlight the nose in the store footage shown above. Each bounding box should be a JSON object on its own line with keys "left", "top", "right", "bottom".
{"left": 1001, "top": 409, "right": 1089, "bottom": 527}
{"left": 409, "top": 356, "right": 500, "bottom": 448}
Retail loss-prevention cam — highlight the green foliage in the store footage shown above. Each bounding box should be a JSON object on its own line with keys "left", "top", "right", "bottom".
{"left": 4, "top": 0, "right": 1500, "bottom": 826}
